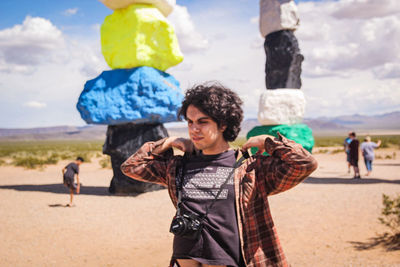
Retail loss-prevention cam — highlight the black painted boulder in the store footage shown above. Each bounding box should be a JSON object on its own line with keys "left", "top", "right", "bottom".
{"left": 264, "top": 30, "right": 304, "bottom": 89}
{"left": 103, "top": 122, "right": 168, "bottom": 194}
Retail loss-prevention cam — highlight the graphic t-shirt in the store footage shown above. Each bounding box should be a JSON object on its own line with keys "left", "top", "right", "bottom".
{"left": 64, "top": 162, "right": 79, "bottom": 179}
{"left": 172, "top": 150, "right": 243, "bottom": 266}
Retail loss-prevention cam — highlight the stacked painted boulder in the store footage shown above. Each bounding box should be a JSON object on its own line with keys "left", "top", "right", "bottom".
{"left": 247, "top": 0, "right": 314, "bottom": 153}
{"left": 77, "top": 0, "right": 184, "bottom": 194}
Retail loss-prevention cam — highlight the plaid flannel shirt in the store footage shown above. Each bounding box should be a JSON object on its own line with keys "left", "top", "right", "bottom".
{"left": 121, "top": 133, "right": 318, "bottom": 267}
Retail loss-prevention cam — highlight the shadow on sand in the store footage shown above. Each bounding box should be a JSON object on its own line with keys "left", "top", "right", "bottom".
{"left": 304, "top": 177, "right": 400, "bottom": 185}
{"left": 0, "top": 183, "right": 111, "bottom": 196}
{"left": 374, "top": 163, "right": 400, "bottom": 167}
{"left": 48, "top": 204, "right": 72, "bottom": 208}
{"left": 349, "top": 233, "right": 400, "bottom": 251}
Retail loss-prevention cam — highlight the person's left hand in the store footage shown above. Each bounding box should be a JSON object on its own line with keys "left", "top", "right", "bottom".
{"left": 242, "top": 135, "right": 275, "bottom": 155}
{"left": 76, "top": 184, "right": 80, "bottom": 194}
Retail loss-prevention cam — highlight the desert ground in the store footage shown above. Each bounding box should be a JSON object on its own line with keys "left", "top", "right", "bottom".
{"left": 0, "top": 148, "right": 399, "bottom": 267}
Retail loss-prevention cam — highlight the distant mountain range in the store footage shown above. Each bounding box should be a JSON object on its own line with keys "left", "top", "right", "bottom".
{"left": 0, "top": 125, "right": 107, "bottom": 140}
{"left": 303, "top": 111, "right": 400, "bottom": 133}
{"left": 0, "top": 111, "right": 399, "bottom": 140}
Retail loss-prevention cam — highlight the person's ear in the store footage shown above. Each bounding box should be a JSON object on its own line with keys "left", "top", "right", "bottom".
{"left": 219, "top": 124, "right": 227, "bottom": 132}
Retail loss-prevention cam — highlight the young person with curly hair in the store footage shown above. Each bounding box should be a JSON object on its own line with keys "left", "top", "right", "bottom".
{"left": 121, "top": 82, "right": 317, "bottom": 267}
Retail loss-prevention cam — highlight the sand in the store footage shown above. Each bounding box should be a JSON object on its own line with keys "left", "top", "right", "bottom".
{"left": 0, "top": 148, "right": 399, "bottom": 267}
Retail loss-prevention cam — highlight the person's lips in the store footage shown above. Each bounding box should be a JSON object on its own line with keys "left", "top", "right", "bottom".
{"left": 191, "top": 136, "right": 203, "bottom": 142}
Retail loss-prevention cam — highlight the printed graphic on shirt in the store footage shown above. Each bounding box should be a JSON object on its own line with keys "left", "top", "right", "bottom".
{"left": 182, "top": 166, "right": 234, "bottom": 200}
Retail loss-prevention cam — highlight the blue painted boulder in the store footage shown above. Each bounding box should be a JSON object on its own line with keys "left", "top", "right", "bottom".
{"left": 77, "top": 66, "right": 183, "bottom": 125}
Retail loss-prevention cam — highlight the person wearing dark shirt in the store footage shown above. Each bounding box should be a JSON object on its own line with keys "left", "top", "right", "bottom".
{"left": 121, "top": 83, "right": 318, "bottom": 267}
{"left": 348, "top": 132, "right": 360, "bottom": 179}
{"left": 344, "top": 132, "right": 352, "bottom": 173}
{"left": 62, "top": 157, "right": 84, "bottom": 206}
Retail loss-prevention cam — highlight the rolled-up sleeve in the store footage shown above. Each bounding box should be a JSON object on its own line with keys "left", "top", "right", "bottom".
{"left": 255, "top": 132, "right": 318, "bottom": 196}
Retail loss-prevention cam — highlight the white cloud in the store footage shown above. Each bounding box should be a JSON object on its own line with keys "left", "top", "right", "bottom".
{"left": 63, "top": 8, "right": 79, "bottom": 16}
{"left": 0, "top": 16, "right": 65, "bottom": 73}
{"left": 373, "top": 63, "right": 400, "bottom": 79}
{"left": 297, "top": 0, "right": 400, "bottom": 79}
{"left": 169, "top": 5, "right": 209, "bottom": 53}
{"left": 0, "top": 16, "right": 107, "bottom": 127}
{"left": 332, "top": 0, "right": 400, "bottom": 20}
{"left": 24, "top": 101, "right": 47, "bottom": 109}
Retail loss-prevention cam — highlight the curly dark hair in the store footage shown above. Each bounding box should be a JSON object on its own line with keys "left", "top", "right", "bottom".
{"left": 178, "top": 82, "right": 243, "bottom": 142}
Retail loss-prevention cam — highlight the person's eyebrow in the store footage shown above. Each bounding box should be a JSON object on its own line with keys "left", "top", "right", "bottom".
{"left": 197, "top": 116, "right": 211, "bottom": 121}
{"left": 187, "top": 116, "right": 211, "bottom": 122}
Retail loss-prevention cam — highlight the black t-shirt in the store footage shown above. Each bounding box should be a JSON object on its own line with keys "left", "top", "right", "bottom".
{"left": 172, "top": 150, "right": 243, "bottom": 266}
{"left": 64, "top": 162, "right": 79, "bottom": 179}
{"left": 349, "top": 139, "right": 359, "bottom": 160}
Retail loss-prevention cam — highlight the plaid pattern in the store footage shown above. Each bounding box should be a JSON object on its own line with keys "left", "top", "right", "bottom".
{"left": 121, "top": 133, "right": 318, "bottom": 267}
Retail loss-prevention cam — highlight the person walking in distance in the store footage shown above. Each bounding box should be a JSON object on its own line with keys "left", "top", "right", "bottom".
{"left": 344, "top": 132, "right": 352, "bottom": 173}
{"left": 121, "top": 82, "right": 318, "bottom": 267}
{"left": 348, "top": 132, "right": 361, "bottom": 179}
{"left": 361, "top": 136, "right": 381, "bottom": 176}
{"left": 62, "top": 157, "right": 84, "bottom": 206}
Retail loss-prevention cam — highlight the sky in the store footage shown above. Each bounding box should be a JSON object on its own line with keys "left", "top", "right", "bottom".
{"left": 0, "top": 0, "right": 399, "bottom": 128}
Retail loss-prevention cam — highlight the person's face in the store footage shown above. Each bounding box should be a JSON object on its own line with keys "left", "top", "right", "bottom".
{"left": 186, "top": 105, "right": 227, "bottom": 155}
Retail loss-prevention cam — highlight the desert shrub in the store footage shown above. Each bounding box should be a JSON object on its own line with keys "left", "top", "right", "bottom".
{"left": 13, "top": 155, "right": 58, "bottom": 169}
{"left": 99, "top": 156, "right": 112, "bottom": 169}
{"left": 0, "top": 158, "right": 6, "bottom": 166}
{"left": 331, "top": 148, "right": 343, "bottom": 154}
{"left": 0, "top": 140, "right": 103, "bottom": 168}
{"left": 379, "top": 194, "right": 400, "bottom": 236}
{"left": 313, "top": 135, "right": 400, "bottom": 148}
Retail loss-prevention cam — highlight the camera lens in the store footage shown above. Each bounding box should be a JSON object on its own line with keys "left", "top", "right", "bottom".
{"left": 170, "top": 217, "right": 186, "bottom": 235}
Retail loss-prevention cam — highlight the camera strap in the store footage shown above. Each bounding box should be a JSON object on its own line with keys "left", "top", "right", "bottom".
{"left": 175, "top": 150, "right": 248, "bottom": 218}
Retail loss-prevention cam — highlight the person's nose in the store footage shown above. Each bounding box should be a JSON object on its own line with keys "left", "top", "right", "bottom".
{"left": 190, "top": 123, "right": 200, "bottom": 133}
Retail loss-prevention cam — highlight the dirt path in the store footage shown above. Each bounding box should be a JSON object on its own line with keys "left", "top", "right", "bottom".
{"left": 0, "top": 150, "right": 399, "bottom": 266}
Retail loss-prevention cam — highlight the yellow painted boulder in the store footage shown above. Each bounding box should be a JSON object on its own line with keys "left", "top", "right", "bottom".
{"left": 99, "top": 0, "right": 175, "bottom": 17}
{"left": 101, "top": 4, "right": 183, "bottom": 71}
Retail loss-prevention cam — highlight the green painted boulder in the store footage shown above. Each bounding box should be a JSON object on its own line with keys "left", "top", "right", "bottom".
{"left": 246, "top": 124, "right": 314, "bottom": 154}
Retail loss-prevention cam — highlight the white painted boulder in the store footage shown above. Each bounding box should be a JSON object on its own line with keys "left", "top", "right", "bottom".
{"left": 99, "top": 0, "right": 175, "bottom": 17}
{"left": 259, "top": 0, "right": 299, "bottom": 37}
{"left": 258, "top": 89, "right": 305, "bottom": 125}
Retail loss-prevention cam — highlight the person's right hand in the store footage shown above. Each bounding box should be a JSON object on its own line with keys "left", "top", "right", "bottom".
{"left": 157, "top": 137, "right": 195, "bottom": 154}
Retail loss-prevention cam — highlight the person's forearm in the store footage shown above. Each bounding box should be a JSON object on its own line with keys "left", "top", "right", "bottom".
{"left": 121, "top": 138, "right": 172, "bottom": 186}
{"left": 260, "top": 133, "right": 318, "bottom": 195}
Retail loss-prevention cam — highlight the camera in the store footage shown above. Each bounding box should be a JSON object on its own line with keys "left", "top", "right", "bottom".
{"left": 169, "top": 213, "right": 203, "bottom": 240}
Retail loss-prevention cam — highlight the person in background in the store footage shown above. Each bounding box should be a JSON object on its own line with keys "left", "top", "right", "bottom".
{"left": 361, "top": 136, "right": 381, "bottom": 176}
{"left": 348, "top": 132, "right": 361, "bottom": 179}
{"left": 62, "top": 157, "right": 84, "bottom": 206}
{"left": 344, "top": 132, "right": 352, "bottom": 173}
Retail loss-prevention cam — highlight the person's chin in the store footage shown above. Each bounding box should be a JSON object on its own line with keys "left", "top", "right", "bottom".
{"left": 193, "top": 143, "right": 203, "bottom": 151}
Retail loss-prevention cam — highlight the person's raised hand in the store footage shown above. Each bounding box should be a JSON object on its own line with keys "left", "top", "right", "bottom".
{"left": 242, "top": 135, "right": 275, "bottom": 155}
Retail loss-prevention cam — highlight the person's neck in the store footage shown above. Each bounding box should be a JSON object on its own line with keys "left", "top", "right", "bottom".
{"left": 202, "top": 142, "right": 231, "bottom": 155}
